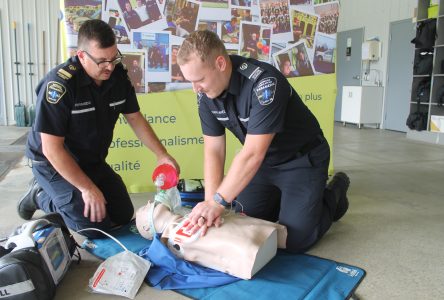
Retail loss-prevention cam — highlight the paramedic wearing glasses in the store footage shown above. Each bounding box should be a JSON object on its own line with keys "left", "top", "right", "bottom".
{"left": 18, "top": 20, "right": 179, "bottom": 238}
{"left": 178, "top": 30, "right": 349, "bottom": 253}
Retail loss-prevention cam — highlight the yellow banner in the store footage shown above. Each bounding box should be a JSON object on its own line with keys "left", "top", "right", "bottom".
{"left": 107, "top": 74, "right": 336, "bottom": 193}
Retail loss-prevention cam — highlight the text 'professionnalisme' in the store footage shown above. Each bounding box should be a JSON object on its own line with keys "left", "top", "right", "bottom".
{"left": 114, "top": 114, "right": 204, "bottom": 148}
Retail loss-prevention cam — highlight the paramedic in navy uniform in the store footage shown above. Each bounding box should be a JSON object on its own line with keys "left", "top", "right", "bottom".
{"left": 17, "top": 20, "right": 179, "bottom": 238}
{"left": 177, "top": 30, "right": 349, "bottom": 253}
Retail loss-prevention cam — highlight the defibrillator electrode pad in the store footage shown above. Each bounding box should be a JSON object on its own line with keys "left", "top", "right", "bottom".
{"left": 78, "top": 228, "right": 151, "bottom": 299}
{"left": 89, "top": 250, "right": 151, "bottom": 299}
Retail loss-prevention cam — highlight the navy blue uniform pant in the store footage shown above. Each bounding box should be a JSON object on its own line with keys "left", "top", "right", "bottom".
{"left": 235, "top": 141, "right": 336, "bottom": 253}
{"left": 31, "top": 161, "right": 134, "bottom": 238}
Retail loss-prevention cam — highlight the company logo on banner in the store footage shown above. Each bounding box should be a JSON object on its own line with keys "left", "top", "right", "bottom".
{"left": 62, "top": 0, "right": 340, "bottom": 192}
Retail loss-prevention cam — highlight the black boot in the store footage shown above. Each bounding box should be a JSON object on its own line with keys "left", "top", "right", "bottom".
{"left": 327, "top": 172, "right": 350, "bottom": 221}
{"left": 17, "top": 178, "right": 41, "bottom": 220}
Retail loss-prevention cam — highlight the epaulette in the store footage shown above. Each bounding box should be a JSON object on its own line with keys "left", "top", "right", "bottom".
{"left": 56, "top": 63, "right": 79, "bottom": 81}
{"left": 237, "top": 61, "right": 264, "bottom": 82}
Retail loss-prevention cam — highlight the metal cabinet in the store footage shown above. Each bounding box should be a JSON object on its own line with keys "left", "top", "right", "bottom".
{"left": 341, "top": 86, "right": 384, "bottom": 128}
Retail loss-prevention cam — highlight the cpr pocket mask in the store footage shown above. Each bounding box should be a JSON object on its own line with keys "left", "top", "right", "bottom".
{"left": 77, "top": 228, "right": 151, "bottom": 299}
{"left": 152, "top": 164, "right": 182, "bottom": 212}
{"left": 0, "top": 213, "right": 79, "bottom": 300}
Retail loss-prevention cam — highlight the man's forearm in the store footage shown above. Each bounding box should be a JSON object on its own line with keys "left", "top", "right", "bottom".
{"left": 216, "top": 134, "right": 274, "bottom": 203}
{"left": 203, "top": 135, "right": 226, "bottom": 201}
{"left": 204, "top": 148, "right": 225, "bottom": 202}
{"left": 215, "top": 148, "right": 263, "bottom": 203}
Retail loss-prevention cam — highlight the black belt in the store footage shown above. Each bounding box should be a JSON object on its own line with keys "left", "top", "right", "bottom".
{"left": 296, "top": 134, "right": 325, "bottom": 158}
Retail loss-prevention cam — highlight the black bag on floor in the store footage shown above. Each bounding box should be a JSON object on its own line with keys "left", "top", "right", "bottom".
{"left": 0, "top": 213, "right": 80, "bottom": 300}
{"left": 406, "top": 111, "right": 427, "bottom": 131}
{"left": 406, "top": 85, "right": 428, "bottom": 131}
{"left": 411, "top": 19, "right": 437, "bottom": 48}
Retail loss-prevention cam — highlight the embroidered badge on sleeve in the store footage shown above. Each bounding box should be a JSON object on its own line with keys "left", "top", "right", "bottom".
{"left": 46, "top": 81, "right": 67, "bottom": 104}
{"left": 254, "top": 77, "right": 277, "bottom": 105}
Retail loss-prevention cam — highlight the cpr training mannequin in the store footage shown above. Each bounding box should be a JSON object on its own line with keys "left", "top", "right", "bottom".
{"left": 136, "top": 198, "right": 287, "bottom": 280}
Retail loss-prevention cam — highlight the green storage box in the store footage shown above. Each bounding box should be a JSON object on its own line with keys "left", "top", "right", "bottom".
{"left": 428, "top": 5, "right": 438, "bottom": 18}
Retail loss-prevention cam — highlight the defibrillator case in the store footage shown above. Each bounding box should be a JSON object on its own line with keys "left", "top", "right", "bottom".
{"left": 0, "top": 213, "right": 78, "bottom": 300}
{"left": 177, "top": 179, "right": 205, "bottom": 207}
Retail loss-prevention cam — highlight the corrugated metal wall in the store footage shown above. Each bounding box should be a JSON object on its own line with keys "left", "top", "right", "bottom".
{"left": 0, "top": 0, "right": 60, "bottom": 125}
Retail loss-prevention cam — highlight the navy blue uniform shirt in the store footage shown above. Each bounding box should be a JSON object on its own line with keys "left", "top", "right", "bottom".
{"left": 198, "top": 55, "right": 322, "bottom": 166}
{"left": 26, "top": 56, "right": 140, "bottom": 166}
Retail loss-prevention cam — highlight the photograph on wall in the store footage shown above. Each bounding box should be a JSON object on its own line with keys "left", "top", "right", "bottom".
{"left": 273, "top": 41, "right": 314, "bottom": 77}
{"left": 157, "top": 0, "right": 166, "bottom": 12}
{"left": 259, "top": 0, "right": 292, "bottom": 41}
{"left": 164, "top": 0, "right": 201, "bottom": 38}
{"left": 122, "top": 50, "right": 147, "bottom": 93}
{"left": 231, "top": 0, "right": 252, "bottom": 8}
{"left": 275, "top": 52, "right": 298, "bottom": 78}
{"left": 289, "top": 0, "right": 311, "bottom": 6}
{"left": 226, "top": 48, "right": 240, "bottom": 56}
{"left": 314, "top": 0, "right": 336, "bottom": 4}
{"left": 314, "top": 1, "right": 339, "bottom": 35}
{"left": 168, "top": 44, "right": 191, "bottom": 90}
{"left": 197, "top": 20, "right": 220, "bottom": 36}
{"left": 239, "top": 21, "right": 272, "bottom": 62}
{"left": 270, "top": 41, "right": 287, "bottom": 66}
{"left": 221, "top": 8, "right": 252, "bottom": 46}
{"left": 64, "top": 0, "right": 102, "bottom": 46}
{"left": 170, "top": 45, "right": 188, "bottom": 83}
{"left": 132, "top": 31, "right": 171, "bottom": 82}
{"left": 226, "top": 43, "right": 240, "bottom": 56}
{"left": 117, "top": 0, "right": 166, "bottom": 32}
{"left": 103, "top": 0, "right": 131, "bottom": 44}
{"left": 199, "top": 0, "right": 230, "bottom": 21}
{"left": 313, "top": 33, "right": 335, "bottom": 74}
{"left": 290, "top": 8, "right": 319, "bottom": 48}
{"left": 148, "top": 82, "right": 167, "bottom": 92}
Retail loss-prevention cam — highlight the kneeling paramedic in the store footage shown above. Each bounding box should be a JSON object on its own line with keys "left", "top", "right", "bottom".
{"left": 17, "top": 19, "right": 179, "bottom": 238}
{"left": 177, "top": 30, "right": 349, "bottom": 253}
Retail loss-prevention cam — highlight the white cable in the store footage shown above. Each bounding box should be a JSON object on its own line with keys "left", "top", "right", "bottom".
{"left": 76, "top": 228, "right": 128, "bottom": 252}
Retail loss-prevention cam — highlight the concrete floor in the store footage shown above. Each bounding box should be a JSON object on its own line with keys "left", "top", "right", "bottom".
{"left": 0, "top": 124, "right": 443, "bottom": 299}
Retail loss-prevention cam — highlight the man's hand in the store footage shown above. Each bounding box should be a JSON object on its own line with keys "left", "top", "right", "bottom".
{"left": 81, "top": 185, "right": 107, "bottom": 222}
{"left": 157, "top": 153, "right": 181, "bottom": 174}
{"left": 184, "top": 200, "right": 225, "bottom": 236}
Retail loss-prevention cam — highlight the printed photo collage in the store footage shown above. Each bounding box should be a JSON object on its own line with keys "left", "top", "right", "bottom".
{"left": 64, "top": 0, "right": 339, "bottom": 93}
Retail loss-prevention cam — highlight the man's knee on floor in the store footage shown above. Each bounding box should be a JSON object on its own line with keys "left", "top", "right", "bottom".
{"left": 284, "top": 225, "right": 321, "bottom": 253}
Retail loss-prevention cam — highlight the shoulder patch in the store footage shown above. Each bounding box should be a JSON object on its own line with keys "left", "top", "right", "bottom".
{"left": 46, "top": 81, "right": 67, "bottom": 104}
{"left": 237, "top": 62, "right": 264, "bottom": 82}
{"left": 254, "top": 77, "right": 277, "bottom": 106}
{"left": 57, "top": 64, "right": 79, "bottom": 80}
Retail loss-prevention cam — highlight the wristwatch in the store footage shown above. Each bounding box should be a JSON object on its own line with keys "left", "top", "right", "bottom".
{"left": 213, "top": 192, "right": 230, "bottom": 207}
